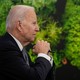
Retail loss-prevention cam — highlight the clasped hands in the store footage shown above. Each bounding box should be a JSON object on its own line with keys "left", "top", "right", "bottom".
{"left": 33, "top": 40, "right": 51, "bottom": 56}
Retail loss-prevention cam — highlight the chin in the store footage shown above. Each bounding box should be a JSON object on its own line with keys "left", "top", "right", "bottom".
{"left": 31, "top": 39, "right": 35, "bottom": 42}
{"left": 30, "top": 38, "right": 35, "bottom": 42}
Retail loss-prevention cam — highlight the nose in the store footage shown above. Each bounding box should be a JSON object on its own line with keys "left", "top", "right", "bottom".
{"left": 35, "top": 24, "right": 39, "bottom": 32}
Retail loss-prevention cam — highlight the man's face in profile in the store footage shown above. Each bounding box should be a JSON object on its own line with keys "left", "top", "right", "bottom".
{"left": 20, "top": 9, "right": 39, "bottom": 43}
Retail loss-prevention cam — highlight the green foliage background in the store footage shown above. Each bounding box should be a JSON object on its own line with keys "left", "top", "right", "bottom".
{"left": 0, "top": 0, "right": 80, "bottom": 69}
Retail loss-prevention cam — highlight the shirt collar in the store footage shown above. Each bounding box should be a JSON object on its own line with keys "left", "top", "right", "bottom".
{"left": 9, "top": 33, "right": 23, "bottom": 51}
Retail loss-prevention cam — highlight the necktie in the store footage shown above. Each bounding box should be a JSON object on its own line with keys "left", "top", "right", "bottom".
{"left": 22, "top": 48, "right": 29, "bottom": 65}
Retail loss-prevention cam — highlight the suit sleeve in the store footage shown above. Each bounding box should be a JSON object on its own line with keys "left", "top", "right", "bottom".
{"left": 0, "top": 50, "right": 52, "bottom": 80}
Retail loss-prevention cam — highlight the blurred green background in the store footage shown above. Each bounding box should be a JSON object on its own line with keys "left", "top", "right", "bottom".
{"left": 0, "top": 0, "right": 80, "bottom": 69}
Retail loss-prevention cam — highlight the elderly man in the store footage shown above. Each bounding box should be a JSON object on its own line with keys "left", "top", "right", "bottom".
{"left": 0, "top": 5, "right": 54, "bottom": 80}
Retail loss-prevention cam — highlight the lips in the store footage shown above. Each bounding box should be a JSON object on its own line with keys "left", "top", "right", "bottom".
{"left": 33, "top": 34, "right": 36, "bottom": 37}
{"left": 33, "top": 33, "right": 36, "bottom": 35}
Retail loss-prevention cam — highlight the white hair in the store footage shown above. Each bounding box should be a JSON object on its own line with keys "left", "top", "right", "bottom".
{"left": 6, "top": 5, "right": 34, "bottom": 30}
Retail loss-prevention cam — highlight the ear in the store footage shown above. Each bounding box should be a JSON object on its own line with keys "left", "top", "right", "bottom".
{"left": 16, "top": 21, "right": 23, "bottom": 32}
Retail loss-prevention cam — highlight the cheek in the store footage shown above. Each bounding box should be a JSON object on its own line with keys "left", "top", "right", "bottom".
{"left": 25, "top": 29, "right": 33, "bottom": 37}
{"left": 27, "top": 27, "right": 34, "bottom": 34}
{"left": 23, "top": 24, "right": 34, "bottom": 37}
{"left": 26, "top": 29, "right": 32, "bottom": 35}
{"left": 23, "top": 26, "right": 30, "bottom": 34}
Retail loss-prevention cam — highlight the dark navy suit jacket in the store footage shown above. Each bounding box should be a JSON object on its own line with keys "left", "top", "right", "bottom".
{"left": 0, "top": 32, "right": 54, "bottom": 80}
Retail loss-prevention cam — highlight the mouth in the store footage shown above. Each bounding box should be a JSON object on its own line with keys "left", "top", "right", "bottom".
{"left": 33, "top": 34, "right": 36, "bottom": 35}
{"left": 33, "top": 34, "right": 36, "bottom": 38}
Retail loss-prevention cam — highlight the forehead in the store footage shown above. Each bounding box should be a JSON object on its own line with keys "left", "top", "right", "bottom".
{"left": 25, "top": 9, "right": 37, "bottom": 21}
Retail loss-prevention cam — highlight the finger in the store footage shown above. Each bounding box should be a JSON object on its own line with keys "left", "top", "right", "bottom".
{"left": 33, "top": 45, "right": 35, "bottom": 49}
{"left": 32, "top": 49, "right": 35, "bottom": 53}
{"left": 44, "top": 41, "right": 48, "bottom": 43}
